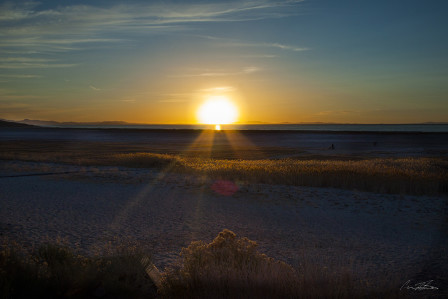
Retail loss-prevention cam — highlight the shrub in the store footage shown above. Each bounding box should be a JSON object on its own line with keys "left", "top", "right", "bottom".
{"left": 0, "top": 239, "right": 156, "bottom": 298}
{"left": 160, "top": 229, "right": 301, "bottom": 298}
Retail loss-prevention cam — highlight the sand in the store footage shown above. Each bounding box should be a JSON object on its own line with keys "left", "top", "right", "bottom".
{"left": 1, "top": 161, "right": 447, "bottom": 289}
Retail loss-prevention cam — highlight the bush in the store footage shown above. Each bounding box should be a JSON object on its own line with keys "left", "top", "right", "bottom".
{"left": 0, "top": 239, "right": 156, "bottom": 298}
{"left": 160, "top": 229, "right": 301, "bottom": 298}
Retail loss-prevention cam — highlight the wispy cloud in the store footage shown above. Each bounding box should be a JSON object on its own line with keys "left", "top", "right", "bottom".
{"left": 89, "top": 85, "right": 101, "bottom": 91}
{"left": 243, "top": 66, "right": 261, "bottom": 73}
{"left": 240, "top": 54, "right": 278, "bottom": 58}
{"left": 156, "top": 92, "right": 194, "bottom": 103}
{"left": 0, "top": 1, "right": 305, "bottom": 73}
{"left": 269, "top": 43, "right": 309, "bottom": 51}
{"left": 157, "top": 99, "right": 188, "bottom": 103}
{"left": 200, "top": 86, "right": 236, "bottom": 93}
{"left": 0, "top": 94, "right": 44, "bottom": 100}
{"left": 194, "top": 34, "right": 308, "bottom": 54}
{"left": 0, "top": 56, "right": 72, "bottom": 69}
{"left": 0, "top": 57, "right": 52, "bottom": 62}
{"left": 219, "top": 41, "right": 309, "bottom": 52}
{"left": 173, "top": 66, "right": 262, "bottom": 78}
{"left": 120, "top": 99, "right": 136, "bottom": 103}
{"left": 0, "top": 74, "right": 42, "bottom": 78}
{"left": 0, "top": 1, "right": 305, "bottom": 48}
{"left": 0, "top": 63, "right": 76, "bottom": 69}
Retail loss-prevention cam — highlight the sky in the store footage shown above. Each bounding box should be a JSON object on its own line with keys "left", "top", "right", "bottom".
{"left": 0, "top": 0, "right": 447, "bottom": 124}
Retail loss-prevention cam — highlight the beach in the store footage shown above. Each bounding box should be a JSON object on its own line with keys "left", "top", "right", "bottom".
{"left": 1, "top": 127, "right": 447, "bottom": 292}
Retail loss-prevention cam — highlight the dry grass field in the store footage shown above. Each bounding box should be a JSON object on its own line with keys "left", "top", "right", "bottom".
{"left": 1, "top": 140, "right": 447, "bottom": 195}
{"left": 114, "top": 153, "right": 448, "bottom": 195}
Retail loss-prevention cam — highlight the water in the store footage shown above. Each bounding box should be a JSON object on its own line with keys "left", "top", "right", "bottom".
{"left": 41, "top": 123, "right": 448, "bottom": 132}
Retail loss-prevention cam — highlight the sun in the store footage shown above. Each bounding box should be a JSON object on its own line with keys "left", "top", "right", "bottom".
{"left": 197, "top": 96, "right": 238, "bottom": 126}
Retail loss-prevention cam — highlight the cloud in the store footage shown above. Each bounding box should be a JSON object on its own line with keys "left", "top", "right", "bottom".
{"left": 0, "top": 56, "right": 72, "bottom": 69}
{"left": 200, "top": 86, "right": 236, "bottom": 93}
{"left": 89, "top": 85, "right": 101, "bottom": 91}
{"left": 157, "top": 99, "right": 187, "bottom": 103}
{"left": 0, "top": 57, "right": 52, "bottom": 62}
{"left": 0, "top": 74, "right": 41, "bottom": 78}
{"left": 240, "top": 54, "right": 277, "bottom": 58}
{"left": 0, "top": 94, "right": 44, "bottom": 100}
{"left": 196, "top": 34, "right": 309, "bottom": 53}
{"left": 269, "top": 43, "right": 309, "bottom": 51}
{"left": 0, "top": 63, "right": 76, "bottom": 69}
{"left": 120, "top": 99, "right": 136, "bottom": 103}
{"left": 173, "top": 66, "right": 261, "bottom": 78}
{"left": 0, "top": 1, "right": 305, "bottom": 50}
{"left": 156, "top": 92, "right": 193, "bottom": 103}
{"left": 243, "top": 66, "right": 261, "bottom": 73}
{"left": 0, "top": 1, "right": 306, "bottom": 73}
{"left": 219, "top": 40, "right": 309, "bottom": 52}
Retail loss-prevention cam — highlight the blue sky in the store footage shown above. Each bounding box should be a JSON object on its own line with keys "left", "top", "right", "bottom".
{"left": 1, "top": 0, "right": 447, "bottom": 123}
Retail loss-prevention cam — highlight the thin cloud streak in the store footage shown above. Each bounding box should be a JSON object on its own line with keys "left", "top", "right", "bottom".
{"left": 193, "top": 35, "right": 309, "bottom": 53}
{"left": 0, "top": 63, "right": 76, "bottom": 69}
{"left": 220, "top": 41, "right": 309, "bottom": 52}
{"left": 0, "top": 74, "right": 42, "bottom": 78}
{"left": 270, "top": 43, "right": 309, "bottom": 51}
{"left": 200, "top": 86, "right": 236, "bottom": 93}
{"left": 171, "top": 66, "right": 262, "bottom": 78}
{"left": 0, "top": 1, "right": 305, "bottom": 47}
{"left": 0, "top": 1, "right": 306, "bottom": 71}
{"left": 89, "top": 85, "right": 101, "bottom": 91}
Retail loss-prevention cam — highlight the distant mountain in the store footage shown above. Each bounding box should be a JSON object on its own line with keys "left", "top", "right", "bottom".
{"left": 241, "top": 120, "right": 270, "bottom": 124}
{"left": 421, "top": 122, "right": 448, "bottom": 125}
{"left": 18, "top": 119, "right": 134, "bottom": 127}
{"left": 0, "top": 119, "right": 36, "bottom": 128}
{"left": 9, "top": 119, "right": 448, "bottom": 127}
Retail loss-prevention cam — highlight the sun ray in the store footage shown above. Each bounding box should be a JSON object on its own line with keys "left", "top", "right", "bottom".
{"left": 98, "top": 129, "right": 217, "bottom": 251}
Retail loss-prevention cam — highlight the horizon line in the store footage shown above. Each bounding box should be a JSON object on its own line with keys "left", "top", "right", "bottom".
{"left": 4, "top": 119, "right": 448, "bottom": 126}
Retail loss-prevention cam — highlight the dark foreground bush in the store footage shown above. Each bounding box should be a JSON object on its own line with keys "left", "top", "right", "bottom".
{"left": 159, "top": 230, "right": 407, "bottom": 299}
{"left": 159, "top": 229, "right": 299, "bottom": 298}
{"left": 1, "top": 232, "right": 412, "bottom": 298}
{"left": 0, "top": 240, "right": 156, "bottom": 298}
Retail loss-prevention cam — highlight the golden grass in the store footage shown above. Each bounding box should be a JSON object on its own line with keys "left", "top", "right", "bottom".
{"left": 1, "top": 142, "right": 446, "bottom": 194}
{"left": 113, "top": 153, "right": 448, "bottom": 195}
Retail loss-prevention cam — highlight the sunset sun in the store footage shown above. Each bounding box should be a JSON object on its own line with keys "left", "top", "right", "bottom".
{"left": 197, "top": 96, "right": 238, "bottom": 127}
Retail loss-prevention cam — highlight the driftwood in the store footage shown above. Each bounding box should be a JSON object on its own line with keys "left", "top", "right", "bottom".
{"left": 141, "top": 256, "right": 162, "bottom": 289}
